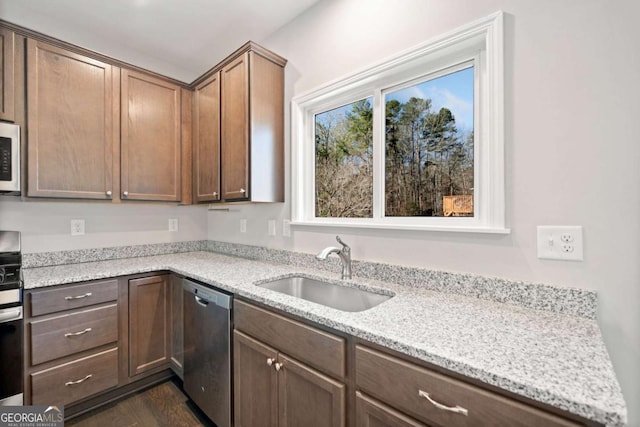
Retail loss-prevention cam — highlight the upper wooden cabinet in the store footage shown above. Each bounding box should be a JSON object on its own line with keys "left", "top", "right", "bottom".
{"left": 221, "top": 54, "right": 250, "bottom": 201}
{"left": 195, "top": 43, "right": 286, "bottom": 203}
{"left": 12, "top": 21, "right": 284, "bottom": 204}
{"left": 0, "top": 27, "right": 15, "bottom": 122}
{"left": 121, "top": 70, "right": 182, "bottom": 201}
{"left": 26, "top": 39, "right": 118, "bottom": 199}
{"left": 193, "top": 71, "right": 221, "bottom": 203}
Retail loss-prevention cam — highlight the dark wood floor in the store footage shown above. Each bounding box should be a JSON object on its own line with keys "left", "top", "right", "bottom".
{"left": 66, "top": 380, "right": 213, "bottom": 427}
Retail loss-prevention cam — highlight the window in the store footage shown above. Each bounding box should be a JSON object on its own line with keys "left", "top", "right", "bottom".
{"left": 315, "top": 98, "right": 373, "bottom": 218}
{"left": 292, "top": 12, "right": 507, "bottom": 233}
{"left": 384, "top": 66, "right": 474, "bottom": 218}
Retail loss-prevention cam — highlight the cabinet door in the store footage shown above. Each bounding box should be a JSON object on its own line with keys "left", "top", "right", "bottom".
{"left": 27, "top": 39, "right": 118, "bottom": 199}
{"left": 221, "top": 53, "right": 249, "bottom": 201}
{"left": 128, "top": 275, "right": 170, "bottom": 377}
{"left": 278, "top": 353, "right": 345, "bottom": 427}
{"left": 121, "top": 70, "right": 181, "bottom": 201}
{"left": 233, "top": 330, "right": 278, "bottom": 427}
{"left": 0, "top": 27, "right": 14, "bottom": 122}
{"left": 169, "top": 275, "right": 183, "bottom": 378}
{"left": 194, "top": 72, "right": 221, "bottom": 202}
{"left": 356, "top": 392, "right": 427, "bottom": 427}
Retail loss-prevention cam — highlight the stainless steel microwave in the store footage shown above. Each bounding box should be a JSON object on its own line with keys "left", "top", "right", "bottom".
{"left": 0, "top": 122, "right": 20, "bottom": 194}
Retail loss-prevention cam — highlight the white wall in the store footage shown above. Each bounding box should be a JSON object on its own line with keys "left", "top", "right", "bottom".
{"left": 0, "top": 197, "right": 208, "bottom": 252}
{"left": 208, "top": 0, "right": 640, "bottom": 424}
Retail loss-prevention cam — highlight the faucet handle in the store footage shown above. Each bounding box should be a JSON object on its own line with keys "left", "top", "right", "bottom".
{"left": 335, "top": 235, "right": 350, "bottom": 253}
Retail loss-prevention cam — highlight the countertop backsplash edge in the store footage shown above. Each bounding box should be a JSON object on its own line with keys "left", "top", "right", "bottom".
{"left": 21, "top": 239, "right": 597, "bottom": 319}
{"left": 204, "top": 241, "right": 597, "bottom": 319}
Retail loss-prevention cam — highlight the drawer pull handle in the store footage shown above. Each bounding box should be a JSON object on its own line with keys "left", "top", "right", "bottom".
{"left": 65, "top": 374, "right": 92, "bottom": 386}
{"left": 274, "top": 362, "right": 283, "bottom": 372}
{"left": 65, "top": 328, "right": 92, "bottom": 337}
{"left": 267, "top": 358, "right": 275, "bottom": 366}
{"left": 65, "top": 292, "right": 92, "bottom": 301}
{"left": 0, "top": 309, "right": 21, "bottom": 322}
{"left": 418, "top": 390, "right": 468, "bottom": 416}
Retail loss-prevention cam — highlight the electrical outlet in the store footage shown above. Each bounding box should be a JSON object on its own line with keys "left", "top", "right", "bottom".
{"left": 268, "top": 219, "right": 276, "bottom": 236}
{"left": 282, "top": 219, "right": 291, "bottom": 237}
{"left": 561, "top": 243, "right": 574, "bottom": 253}
{"left": 560, "top": 233, "right": 573, "bottom": 243}
{"left": 537, "top": 226, "right": 583, "bottom": 261}
{"left": 70, "top": 219, "right": 85, "bottom": 236}
{"left": 168, "top": 218, "right": 179, "bottom": 232}
{"left": 240, "top": 219, "right": 247, "bottom": 233}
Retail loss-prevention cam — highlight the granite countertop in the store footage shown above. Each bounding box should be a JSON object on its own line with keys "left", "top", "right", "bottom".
{"left": 23, "top": 251, "right": 627, "bottom": 426}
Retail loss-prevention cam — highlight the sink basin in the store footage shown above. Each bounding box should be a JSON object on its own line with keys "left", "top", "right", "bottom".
{"left": 257, "top": 276, "right": 392, "bottom": 312}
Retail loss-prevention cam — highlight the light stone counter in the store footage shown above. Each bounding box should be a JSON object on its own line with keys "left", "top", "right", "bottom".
{"left": 23, "top": 251, "right": 627, "bottom": 426}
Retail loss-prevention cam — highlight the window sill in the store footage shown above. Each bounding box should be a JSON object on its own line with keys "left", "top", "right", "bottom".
{"left": 291, "top": 220, "right": 510, "bottom": 234}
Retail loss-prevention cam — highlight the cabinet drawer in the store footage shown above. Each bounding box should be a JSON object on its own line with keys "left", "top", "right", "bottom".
{"left": 355, "top": 346, "right": 580, "bottom": 427}
{"left": 356, "top": 392, "right": 427, "bottom": 427}
{"left": 234, "top": 300, "right": 345, "bottom": 379}
{"left": 29, "top": 279, "right": 118, "bottom": 316}
{"left": 31, "top": 347, "right": 118, "bottom": 406}
{"left": 30, "top": 304, "right": 118, "bottom": 365}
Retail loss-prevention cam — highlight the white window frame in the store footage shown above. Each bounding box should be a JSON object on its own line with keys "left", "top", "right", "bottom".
{"left": 291, "top": 11, "right": 508, "bottom": 233}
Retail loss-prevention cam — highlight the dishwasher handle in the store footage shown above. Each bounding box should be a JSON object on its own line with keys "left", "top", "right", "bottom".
{"left": 195, "top": 295, "right": 209, "bottom": 307}
{"left": 182, "top": 278, "right": 232, "bottom": 309}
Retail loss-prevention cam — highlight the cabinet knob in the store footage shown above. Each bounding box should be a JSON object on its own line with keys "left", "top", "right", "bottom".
{"left": 274, "top": 362, "right": 283, "bottom": 372}
{"left": 266, "top": 358, "right": 274, "bottom": 366}
{"left": 213, "top": 192, "right": 218, "bottom": 197}
{"left": 240, "top": 188, "right": 246, "bottom": 194}
{"left": 106, "top": 190, "right": 112, "bottom": 197}
{"left": 123, "top": 191, "right": 129, "bottom": 197}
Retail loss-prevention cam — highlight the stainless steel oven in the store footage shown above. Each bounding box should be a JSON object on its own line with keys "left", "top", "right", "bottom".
{"left": 0, "top": 231, "right": 22, "bottom": 406}
{"left": 0, "top": 122, "right": 20, "bottom": 194}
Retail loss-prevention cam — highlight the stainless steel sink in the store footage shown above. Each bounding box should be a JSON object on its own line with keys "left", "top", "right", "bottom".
{"left": 257, "top": 276, "right": 392, "bottom": 312}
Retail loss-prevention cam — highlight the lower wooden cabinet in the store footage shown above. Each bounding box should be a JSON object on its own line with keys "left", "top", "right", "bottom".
{"left": 277, "top": 353, "right": 345, "bottom": 427}
{"left": 24, "top": 274, "right": 595, "bottom": 427}
{"left": 30, "top": 304, "right": 117, "bottom": 365}
{"left": 25, "top": 280, "right": 120, "bottom": 406}
{"left": 30, "top": 348, "right": 118, "bottom": 406}
{"left": 234, "top": 328, "right": 346, "bottom": 427}
{"left": 356, "top": 392, "right": 427, "bottom": 427}
{"left": 355, "top": 345, "right": 581, "bottom": 427}
{"left": 128, "top": 275, "right": 170, "bottom": 377}
{"left": 169, "top": 274, "right": 184, "bottom": 379}
{"left": 234, "top": 330, "right": 278, "bottom": 427}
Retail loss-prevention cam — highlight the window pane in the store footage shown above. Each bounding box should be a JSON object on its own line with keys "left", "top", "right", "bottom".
{"left": 315, "top": 98, "right": 373, "bottom": 218}
{"left": 384, "top": 67, "right": 474, "bottom": 217}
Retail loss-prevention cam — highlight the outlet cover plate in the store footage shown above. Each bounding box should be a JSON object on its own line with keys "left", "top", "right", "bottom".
{"left": 70, "top": 219, "right": 85, "bottom": 236}
{"left": 168, "top": 218, "right": 179, "bottom": 232}
{"left": 537, "top": 226, "right": 583, "bottom": 261}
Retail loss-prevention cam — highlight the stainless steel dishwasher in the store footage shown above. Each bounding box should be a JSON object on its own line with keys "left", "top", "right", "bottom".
{"left": 182, "top": 278, "right": 232, "bottom": 427}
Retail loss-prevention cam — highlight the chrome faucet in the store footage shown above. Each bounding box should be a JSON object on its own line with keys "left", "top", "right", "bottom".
{"left": 316, "top": 236, "right": 352, "bottom": 280}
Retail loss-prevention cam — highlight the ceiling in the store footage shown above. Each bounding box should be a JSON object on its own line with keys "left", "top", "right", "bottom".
{"left": 0, "top": 0, "right": 321, "bottom": 82}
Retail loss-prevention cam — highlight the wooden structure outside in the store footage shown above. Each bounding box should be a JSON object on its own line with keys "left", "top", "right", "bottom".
{"left": 443, "top": 195, "right": 473, "bottom": 217}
